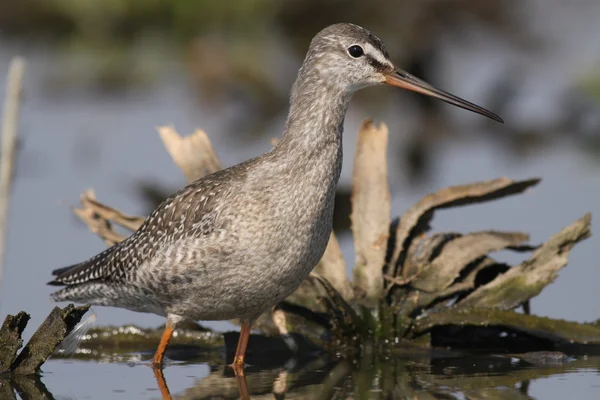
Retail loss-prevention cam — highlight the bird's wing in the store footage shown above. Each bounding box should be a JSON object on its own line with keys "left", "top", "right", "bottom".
{"left": 48, "top": 170, "right": 233, "bottom": 286}
{"left": 48, "top": 245, "right": 119, "bottom": 285}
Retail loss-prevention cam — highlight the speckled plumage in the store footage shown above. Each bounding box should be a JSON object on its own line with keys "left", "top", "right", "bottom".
{"left": 48, "top": 23, "right": 501, "bottom": 335}
{"left": 49, "top": 24, "right": 390, "bottom": 324}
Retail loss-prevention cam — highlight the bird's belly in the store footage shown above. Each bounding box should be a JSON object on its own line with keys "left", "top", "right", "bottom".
{"left": 163, "top": 227, "right": 331, "bottom": 321}
{"left": 151, "top": 184, "right": 336, "bottom": 321}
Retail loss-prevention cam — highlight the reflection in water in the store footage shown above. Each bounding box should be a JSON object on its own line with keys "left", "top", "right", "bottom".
{"left": 2, "top": 351, "right": 599, "bottom": 399}
{"left": 0, "top": 373, "right": 53, "bottom": 400}
{"left": 233, "top": 369, "right": 251, "bottom": 400}
{"left": 171, "top": 357, "right": 344, "bottom": 400}
{"left": 151, "top": 363, "right": 253, "bottom": 400}
{"left": 153, "top": 368, "right": 174, "bottom": 400}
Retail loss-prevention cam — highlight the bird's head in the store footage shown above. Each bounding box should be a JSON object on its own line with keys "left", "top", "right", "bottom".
{"left": 306, "top": 23, "right": 502, "bottom": 123}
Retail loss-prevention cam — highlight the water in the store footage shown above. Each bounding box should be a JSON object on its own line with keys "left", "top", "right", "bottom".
{"left": 1, "top": 0, "right": 600, "bottom": 398}
{"left": 2, "top": 353, "right": 598, "bottom": 399}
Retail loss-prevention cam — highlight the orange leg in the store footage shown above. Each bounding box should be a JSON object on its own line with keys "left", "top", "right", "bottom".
{"left": 230, "top": 320, "right": 251, "bottom": 373}
{"left": 152, "top": 321, "right": 175, "bottom": 367}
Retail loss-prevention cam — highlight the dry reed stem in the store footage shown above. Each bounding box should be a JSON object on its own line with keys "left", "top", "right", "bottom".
{"left": 0, "top": 57, "right": 25, "bottom": 285}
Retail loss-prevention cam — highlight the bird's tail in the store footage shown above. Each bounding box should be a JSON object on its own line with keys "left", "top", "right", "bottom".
{"left": 50, "top": 282, "right": 116, "bottom": 305}
{"left": 48, "top": 245, "right": 118, "bottom": 286}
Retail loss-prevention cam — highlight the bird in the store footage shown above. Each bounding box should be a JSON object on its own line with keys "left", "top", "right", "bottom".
{"left": 48, "top": 23, "right": 502, "bottom": 372}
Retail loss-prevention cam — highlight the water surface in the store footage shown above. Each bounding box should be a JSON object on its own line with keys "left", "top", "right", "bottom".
{"left": 5, "top": 352, "right": 597, "bottom": 399}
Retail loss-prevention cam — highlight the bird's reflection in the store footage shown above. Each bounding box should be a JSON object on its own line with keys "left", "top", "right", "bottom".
{"left": 153, "top": 367, "right": 175, "bottom": 400}
{"left": 3, "top": 350, "right": 597, "bottom": 399}
{"left": 233, "top": 369, "right": 251, "bottom": 400}
{"left": 148, "top": 351, "right": 598, "bottom": 400}
{"left": 150, "top": 354, "right": 342, "bottom": 400}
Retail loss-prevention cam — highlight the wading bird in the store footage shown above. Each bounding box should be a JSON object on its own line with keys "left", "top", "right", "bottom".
{"left": 49, "top": 23, "right": 502, "bottom": 373}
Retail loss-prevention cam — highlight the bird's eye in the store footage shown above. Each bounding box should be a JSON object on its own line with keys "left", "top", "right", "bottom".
{"left": 347, "top": 45, "right": 364, "bottom": 58}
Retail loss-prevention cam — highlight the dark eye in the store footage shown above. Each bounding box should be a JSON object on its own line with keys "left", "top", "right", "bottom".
{"left": 347, "top": 45, "right": 364, "bottom": 58}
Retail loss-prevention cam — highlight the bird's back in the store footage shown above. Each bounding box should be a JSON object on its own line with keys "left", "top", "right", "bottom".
{"left": 49, "top": 159, "right": 254, "bottom": 298}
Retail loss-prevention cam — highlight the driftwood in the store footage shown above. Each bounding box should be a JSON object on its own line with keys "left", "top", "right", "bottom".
{"left": 409, "top": 231, "right": 530, "bottom": 293}
{"left": 0, "top": 304, "right": 90, "bottom": 376}
{"left": 158, "top": 126, "right": 222, "bottom": 182}
{"left": 314, "top": 232, "right": 353, "bottom": 300}
{"left": 0, "top": 312, "right": 29, "bottom": 373}
{"left": 386, "top": 177, "right": 540, "bottom": 282}
{"left": 351, "top": 119, "right": 390, "bottom": 304}
{"left": 457, "top": 213, "right": 591, "bottom": 309}
{"left": 411, "top": 308, "right": 600, "bottom": 349}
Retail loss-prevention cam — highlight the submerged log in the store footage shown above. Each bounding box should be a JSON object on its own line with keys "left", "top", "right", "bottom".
{"left": 0, "top": 312, "right": 29, "bottom": 373}
{"left": 54, "top": 322, "right": 224, "bottom": 359}
{"left": 10, "top": 304, "right": 90, "bottom": 375}
{"left": 410, "top": 308, "right": 600, "bottom": 352}
{"left": 6, "top": 375, "right": 53, "bottom": 400}
{"left": 0, "top": 305, "right": 90, "bottom": 376}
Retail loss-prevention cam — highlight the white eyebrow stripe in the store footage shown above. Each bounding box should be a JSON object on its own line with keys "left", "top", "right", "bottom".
{"left": 363, "top": 42, "right": 393, "bottom": 69}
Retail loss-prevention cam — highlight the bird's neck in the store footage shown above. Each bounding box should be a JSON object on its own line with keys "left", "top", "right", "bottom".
{"left": 274, "top": 70, "right": 352, "bottom": 184}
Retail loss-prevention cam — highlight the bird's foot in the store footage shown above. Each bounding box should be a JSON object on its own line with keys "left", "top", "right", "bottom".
{"left": 150, "top": 361, "right": 164, "bottom": 369}
{"left": 229, "top": 357, "right": 246, "bottom": 376}
{"left": 147, "top": 356, "right": 167, "bottom": 370}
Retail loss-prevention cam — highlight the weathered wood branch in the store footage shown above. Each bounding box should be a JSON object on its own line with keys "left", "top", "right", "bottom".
{"left": 410, "top": 231, "right": 530, "bottom": 293}
{"left": 158, "top": 126, "right": 222, "bottom": 183}
{"left": 77, "top": 189, "right": 144, "bottom": 232}
{"left": 410, "top": 307, "right": 600, "bottom": 348}
{"left": 314, "top": 232, "right": 353, "bottom": 300}
{"left": 73, "top": 190, "right": 131, "bottom": 246}
{"left": 0, "top": 312, "right": 29, "bottom": 373}
{"left": 386, "top": 177, "right": 540, "bottom": 283}
{"left": 351, "top": 119, "right": 390, "bottom": 304}
{"left": 457, "top": 213, "right": 591, "bottom": 309}
{"left": 10, "top": 305, "right": 90, "bottom": 375}
{"left": 0, "top": 305, "right": 90, "bottom": 376}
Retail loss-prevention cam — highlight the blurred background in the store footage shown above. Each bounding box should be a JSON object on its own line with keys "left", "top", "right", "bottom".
{"left": 1, "top": 0, "right": 600, "bottom": 338}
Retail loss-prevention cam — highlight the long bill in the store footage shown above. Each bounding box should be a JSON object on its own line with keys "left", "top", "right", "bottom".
{"left": 384, "top": 69, "right": 504, "bottom": 123}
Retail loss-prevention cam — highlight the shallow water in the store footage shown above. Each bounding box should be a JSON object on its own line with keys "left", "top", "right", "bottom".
{"left": 3, "top": 352, "right": 598, "bottom": 399}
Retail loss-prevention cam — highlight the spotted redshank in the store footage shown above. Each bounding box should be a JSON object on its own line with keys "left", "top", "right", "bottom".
{"left": 48, "top": 23, "right": 502, "bottom": 372}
